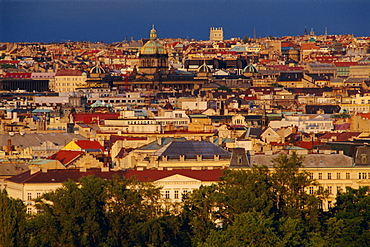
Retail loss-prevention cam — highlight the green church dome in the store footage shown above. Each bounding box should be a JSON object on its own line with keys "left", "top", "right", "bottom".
{"left": 140, "top": 25, "right": 166, "bottom": 55}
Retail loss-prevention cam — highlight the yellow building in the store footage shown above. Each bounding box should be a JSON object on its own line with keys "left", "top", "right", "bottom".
{"left": 54, "top": 69, "right": 87, "bottom": 92}
{"left": 231, "top": 150, "right": 370, "bottom": 211}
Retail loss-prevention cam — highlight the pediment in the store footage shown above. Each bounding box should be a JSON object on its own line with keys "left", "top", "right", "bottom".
{"left": 156, "top": 174, "right": 201, "bottom": 183}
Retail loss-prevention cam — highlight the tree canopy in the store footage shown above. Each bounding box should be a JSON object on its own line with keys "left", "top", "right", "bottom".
{"left": 1, "top": 153, "right": 370, "bottom": 246}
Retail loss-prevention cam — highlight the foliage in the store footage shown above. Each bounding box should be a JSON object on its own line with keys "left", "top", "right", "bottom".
{"left": 324, "top": 186, "right": 370, "bottom": 246}
{"left": 214, "top": 85, "right": 232, "bottom": 92}
{"left": 330, "top": 113, "right": 350, "bottom": 119}
{"left": 270, "top": 82, "right": 284, "bottom": 88}
{"left": 0, "top": 189, "right": 27, "bottom": 247}
{"left": 242, "top": 36, "right": 250, "bottom": 44}
{"left": 2, "top": 154, "right": 370, "bottom": 246}
{"left": 0, "top": 63, "right": 16, "bottom": 69}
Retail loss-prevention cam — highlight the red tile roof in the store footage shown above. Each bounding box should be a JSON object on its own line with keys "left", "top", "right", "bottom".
{"left": 5, "top": 73, "right": 32, "bottom": 78}
{"left": 6, "top": 169, "right": 126, "bottom": 184}
{"left": 6, "top": 168, "right": 224, "bottom": 184}
{"left": 125, "top": 169, "right": 224, "bottom": 182}
{"left": 73, "top": 113, "right": 120, "bottom": 123}
{"left": 55, "top": 69, "right": 84, "bottom": 76}
{"left": 48, "top": 150, "right": 84, "bottom": 165}
{"left": 358, "top": 113, "right": 370, "bottom": 119}
{"left": 0, "top": 60, "right": 20, "bottom": 64}
{"left": 334, "top": 62, "right": 358, "bottom": 67}
{"left": 75, "top": 140, "right": 104, "bottom": 151}
{"left": 318, "top": 132, "right": 361, "bottom": 142}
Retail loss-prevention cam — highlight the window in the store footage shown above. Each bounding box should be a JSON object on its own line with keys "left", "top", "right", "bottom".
{"left": 27, "top": 207, "right": 32, "bottom": 214}
{"left": 328, "top": 186, "right": 332, "bottom": 194}
{"left": 328, "top": 201, "right": 332, "bottom": 209}
{"left": 174, "top": 190, "right": 179, "bottom": 199}
{"left": 346, "top": 173, "right": 350, "bottom": 179}
{"left": 362, "top": 173, "right": 367, "bottom": 179}
{"left": 359, "top": 173, "right": 362, "bottom": 179}
{"left": 336, "top": 173, "right": 341, "bottom": 179}
{"left": 36, "top": 193, "right": 41, "bottom": 199}
{"left": 165, "top": 190, "right": 170, "bottom": 199}
{"left": 309, "top": 173, "right": 313, "bottom": 180}
{"left": 328, "top": 173, "right": 331, "bottom": 179}
{"left": 318, "top": 200, "right": 323, "bottom": 209}
{"left": 318, "top": 173, "right": 322, "bottom": 179}
{"left": 337, "top": 186, "right": 341, "bottom": 194}
{"left": 182, "top": 190, "right": 188, "bottom": 198}
{"left": 309, "top": 187, "right": 314, "bottom": 195}
{"left": 27, "top": 193, "right": 32, "bottom": 201}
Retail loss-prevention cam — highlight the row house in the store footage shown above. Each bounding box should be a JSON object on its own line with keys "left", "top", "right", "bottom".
{"left": 269, "top": 114, "right": 334, "bottom": 134}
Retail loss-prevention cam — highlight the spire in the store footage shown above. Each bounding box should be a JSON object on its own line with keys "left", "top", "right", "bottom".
{"left": 150, "top": 25, "right": 157, "bottom": 40}
{"left": 304, "top": 26, "right": 307, "bottom": 36}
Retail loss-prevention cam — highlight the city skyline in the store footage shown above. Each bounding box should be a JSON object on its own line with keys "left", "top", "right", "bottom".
{"left": 1, "top": 0, "right": 369, "bottom": 43}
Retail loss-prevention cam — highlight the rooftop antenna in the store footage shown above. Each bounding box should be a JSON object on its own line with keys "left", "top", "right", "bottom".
{"left": 325, "top": 27, "right": 328, "bottom": 36}
{"left": 254, "top": 28, "right": 256, "bottom": 40}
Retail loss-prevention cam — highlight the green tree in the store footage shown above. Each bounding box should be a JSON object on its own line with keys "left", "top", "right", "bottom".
{"left": 0, "top": 189, "right": 27, "bottom": 247}
{"left": 183, "top": 184, "right": 220, "bottom": 245}
{"left": 29, "top": 176, "right": 108, "bottom": 247}
{"left": 105, "top": 176, "right": 179, "bottom": 246}
{"left": 242, "top": 36, "right": 250, "bottom": 44}
{"left": 271, "top": 152, "right": 320, "bottom": 221}
{"left": 325, "top": 186, "right": 370, "bottom": 246}
{"left": 216, "top": 168, "right": 276, "bottom": 222}
{"left": 202, "top": 212, "right": 280, "bottom": 247}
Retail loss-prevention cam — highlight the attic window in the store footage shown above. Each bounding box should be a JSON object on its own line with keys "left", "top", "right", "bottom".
{"left": 237, "top": 156, "right": 242, "bottom": 164}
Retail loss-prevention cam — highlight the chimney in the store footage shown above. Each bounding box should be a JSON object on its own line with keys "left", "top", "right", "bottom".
{"left": 80, "top": 167, "right": 86, "bottom": 172}
{"left": 101, "top": 167, "right": 109, "bottom": 172}
{"left": 7, "top": 139, "right": 12, "bottom": 154}
{"left": 30, "top": 166, "right": 41, "bottom": 175}
{"left": 157, "top": 137, "right": 162, "bottom": 146}
{"left": 179, "top": 155, "right": 185, "bottom": 162}
{"left": 218, "top": 137, "right": 223, "bottom": 146}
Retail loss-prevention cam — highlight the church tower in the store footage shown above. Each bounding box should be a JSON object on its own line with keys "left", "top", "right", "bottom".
{"left": 138, "top": 26, "right": 168, "bottom": 78}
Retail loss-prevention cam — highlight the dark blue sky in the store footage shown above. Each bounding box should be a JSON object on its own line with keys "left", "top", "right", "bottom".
{"left": 1, "top": 0, "right": 369, "bottom": 43}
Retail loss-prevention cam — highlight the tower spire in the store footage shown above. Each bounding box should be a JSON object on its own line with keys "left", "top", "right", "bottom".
{"left": 150, "top": 25, "right": 157, "bottom": 40}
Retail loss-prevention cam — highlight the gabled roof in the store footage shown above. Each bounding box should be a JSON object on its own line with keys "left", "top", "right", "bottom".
{"left": 48, "top": 150, "right": 84, "bottom": 165}
{"left": 319, "top": 132, "right": 361, "bottom": 142}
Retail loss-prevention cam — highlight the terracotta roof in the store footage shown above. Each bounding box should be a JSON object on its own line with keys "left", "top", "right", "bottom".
{"left": 334, "top": 62, "right": 358, "bottom": 67}
{"left": 124, "top": 168, "right": 224, "bottom": 182}
{"left": 75, "top": 140, "right": 104, "bottom": 151}
{"left": 318, "top": 132, "right": 361, "bottom": 142}
{"left": 6, "top": 168, "right": 126, "bottom": 184}
{"left": 5, "top": 73, "right": 32, "bottom": 78}
{"left": 73, "top": 113, "right": 120, "bottom": 123}
{"left": 55, "top": 69, "right": 84, "bottom": 76}
{"left": 6, "top": 168, "right": 224, "bottom": 184}
{"left": 48, "top": 150, "right": 84, "bottom": 165}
